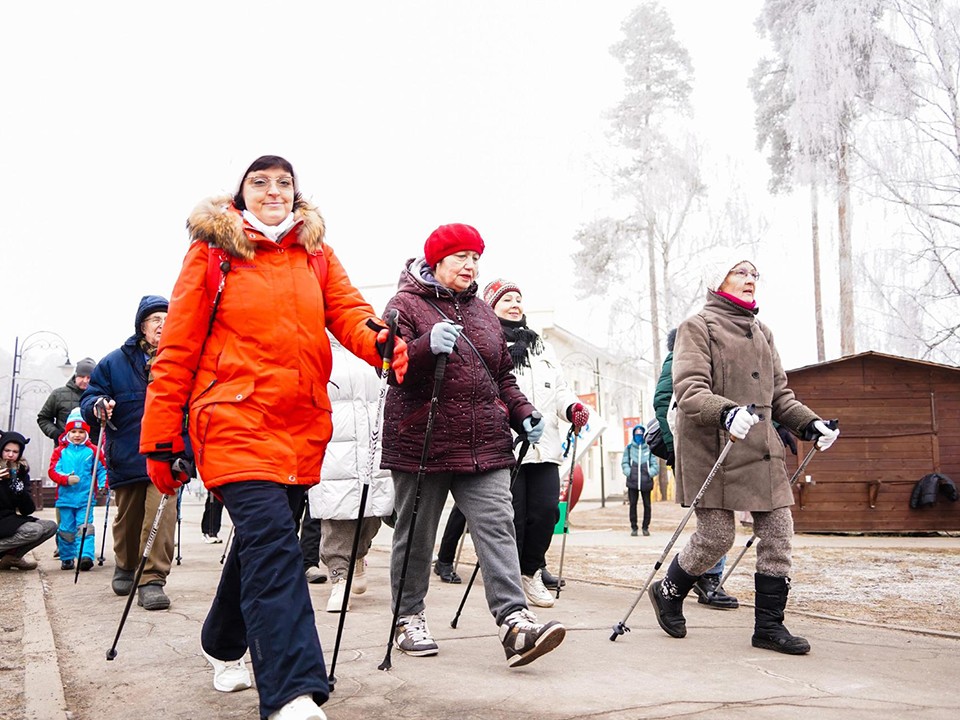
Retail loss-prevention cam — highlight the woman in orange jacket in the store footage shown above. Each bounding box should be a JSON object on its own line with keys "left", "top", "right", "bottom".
{"left": 140, "top": 155, "right": 407, "bottom": 720}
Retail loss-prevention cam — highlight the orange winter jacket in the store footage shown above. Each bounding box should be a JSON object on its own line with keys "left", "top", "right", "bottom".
{"left": 140, "top": 196, "right": 383, "bottom": 490}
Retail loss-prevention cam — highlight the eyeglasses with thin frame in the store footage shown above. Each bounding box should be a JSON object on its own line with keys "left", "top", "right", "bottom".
{"left": 246, "top": 175, "right": 295, "bottom": 192}
{"left": 143, "top": 314, "right": 167, "bottom": 327}
{"left": 731, "top": 268, "right": 760, "bottom": 281}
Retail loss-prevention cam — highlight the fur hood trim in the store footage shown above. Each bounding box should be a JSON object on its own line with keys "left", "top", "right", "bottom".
{"left": 186, "top": 195, "right": 326, "bottom": 260}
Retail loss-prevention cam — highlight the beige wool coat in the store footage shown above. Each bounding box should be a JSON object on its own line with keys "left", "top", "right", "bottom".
{"left": 673, "top": 292, "right": 818, "bottom": 511}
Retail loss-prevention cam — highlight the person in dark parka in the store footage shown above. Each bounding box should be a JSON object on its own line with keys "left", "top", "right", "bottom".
{"left": 381, "top": 223, "right": 566, "bottom": 668}
{"left": 0, "top": 431, "right": 57, "bottom": 569}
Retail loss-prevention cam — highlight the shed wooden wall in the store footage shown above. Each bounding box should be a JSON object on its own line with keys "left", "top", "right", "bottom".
{"left": 784, "top": 355, "right": 960, "bottom": 532}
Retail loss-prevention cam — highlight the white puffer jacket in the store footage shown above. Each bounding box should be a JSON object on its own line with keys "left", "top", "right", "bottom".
{"left": 308, "top": 339, "right": 394, "bottom": 521}
{"left": 511, "top": 339, "right": 581, "bottom": 466}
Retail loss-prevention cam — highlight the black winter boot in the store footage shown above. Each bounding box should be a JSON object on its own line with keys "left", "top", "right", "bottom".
{"left": 648, "top": 556, "right": 698, "bottom": 638}
{"left": 693, "top": 573, "right": 740, "bottom": 610}
{"left": 751, "top": 573, "right": 810, "bottom": 655}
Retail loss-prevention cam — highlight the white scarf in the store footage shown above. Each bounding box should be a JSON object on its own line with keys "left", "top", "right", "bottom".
{"left": 243, "top": 210, "right": 296, "bottom": 243}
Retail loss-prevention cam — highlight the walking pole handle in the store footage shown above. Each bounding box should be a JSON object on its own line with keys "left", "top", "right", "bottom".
{"left": 381, "top": 309, "right": 400, "bottom": 369}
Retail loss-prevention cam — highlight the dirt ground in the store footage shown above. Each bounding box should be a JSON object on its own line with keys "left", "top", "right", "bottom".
{"left": 536, "top": 503, "right": 960, "bottom": 634}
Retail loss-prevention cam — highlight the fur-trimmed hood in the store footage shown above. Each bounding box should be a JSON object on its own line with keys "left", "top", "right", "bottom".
{"left": 185, "top": 195, "right": 326, "bottom": 260}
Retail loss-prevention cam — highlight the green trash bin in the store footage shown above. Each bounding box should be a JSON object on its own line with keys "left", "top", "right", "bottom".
{"left": 553, "top": 501, "right": 568, "bottom": 534}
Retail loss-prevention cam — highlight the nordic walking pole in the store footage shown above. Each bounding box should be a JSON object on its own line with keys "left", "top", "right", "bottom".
{"left": 219, "top": 525, "right": 233, "bottom": 564}
{"left": 711, "top": 419, "right": 838, "bottom": 600}
{"left": 379, "top": 351, "right": 449, "bottom": 672}
{"left": 329, "top": 310, "right": 399, "bottom": 689}
{"left": 97, "top": 488, "right": 111, "bottom": 565}
{"left": 106, "top": 491, "right": 173, "bottom": 660}
{"left": 610, "top": 405, "right": 757, "bottom": 641}
{"left": 453, "top": 526, "right": 467, "bottom": 576}
{"left": 450, "top": 421, "right": 540, "bottom": 629}
{"left": 554, "top": 424, "right": 579, "bottom": 599}
{"left": 175, "top": 486, "right": 183, "bottom": 565}
{"left": 75, "top": 427, "right": 107, "bottom": 584}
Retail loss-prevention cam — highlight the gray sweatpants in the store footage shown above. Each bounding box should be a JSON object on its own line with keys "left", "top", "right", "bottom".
{"left": 320, "top": 516, "right": 382, "bottom": 578}
{"left": 390, "top": 468, "right": 527, "bottom": 626}
{"left": 0, "top": 519, "right": 58, "bottom": 557}
{"left": 678, "top": 506, "right": 793, "bottom": 578}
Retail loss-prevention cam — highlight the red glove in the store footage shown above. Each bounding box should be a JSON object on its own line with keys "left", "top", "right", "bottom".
{"left": 146, "top": 457, "right": 188, "bottom": 496}
{"left": 568, "top": 402, "right": 589, "bottom": 430}
{"left": 377, "top": 329, "right": 409, "bottom": 384}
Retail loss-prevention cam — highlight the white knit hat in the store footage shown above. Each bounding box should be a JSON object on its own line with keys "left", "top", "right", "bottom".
{"left": 699, "top": 246, "right": 757, "bottom": 292}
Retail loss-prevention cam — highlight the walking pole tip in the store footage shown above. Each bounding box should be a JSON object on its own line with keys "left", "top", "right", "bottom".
{"left": 610, "top": 622, "right": 630, "bottom": 641}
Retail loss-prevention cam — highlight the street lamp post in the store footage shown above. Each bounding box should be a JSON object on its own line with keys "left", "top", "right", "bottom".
{"left": 6, "top": 331, "right": 72, "bottom": 430}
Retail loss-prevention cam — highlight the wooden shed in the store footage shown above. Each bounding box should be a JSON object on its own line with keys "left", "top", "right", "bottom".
{"left": 783, "top": 351, "right": 960, "bottom": 532}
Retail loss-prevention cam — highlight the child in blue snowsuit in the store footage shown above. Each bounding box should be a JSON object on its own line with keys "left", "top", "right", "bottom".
{"left": 48, "top": 411, "right": 107, "bottom": 570}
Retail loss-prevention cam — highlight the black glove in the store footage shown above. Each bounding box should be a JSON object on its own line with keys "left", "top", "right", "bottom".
{"left": 775, "top": 424, "right": 798, "bottom": 455}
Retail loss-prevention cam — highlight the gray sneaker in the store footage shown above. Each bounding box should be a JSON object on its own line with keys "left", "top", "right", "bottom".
{"left": 137, "top": 583, "right": 171, "bottom": 611}
{"left": 112, "top": 567, "right": 135, "bottom": 596}
{"left": 499, "top": 609, "right": 565, "bottom": 667}
{"left": 394, "top": 611, "right": 439, "bottom": 656}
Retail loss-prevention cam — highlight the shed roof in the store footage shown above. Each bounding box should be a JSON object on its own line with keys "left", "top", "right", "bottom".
{"left": 788, "top": 350, "right": 960, "bottom": 375}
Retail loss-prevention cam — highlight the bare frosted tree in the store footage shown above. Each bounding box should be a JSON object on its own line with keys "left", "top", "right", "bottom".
{"left": 573, "top": 1, "right": 702, "bottom": 370}
{"left": 753, "top": 0, "right": 901, "bottom": 357}
{"left": 854, "top": 0, "right": 960, "bottom": 362}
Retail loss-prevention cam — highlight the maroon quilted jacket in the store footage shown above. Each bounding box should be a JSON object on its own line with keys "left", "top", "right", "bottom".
{"left": 381, "top": 258, "right": 536, "bottom": 474}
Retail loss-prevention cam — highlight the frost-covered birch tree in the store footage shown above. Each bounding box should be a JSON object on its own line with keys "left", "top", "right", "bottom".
{"left": 753, "top": 0, "right": 900, "bottom": 357}
{"left": 572, "top": 2, "right": 702, "bottom": 370}
{"left": 855, "top": 0, "right": 960, "bottom": 362}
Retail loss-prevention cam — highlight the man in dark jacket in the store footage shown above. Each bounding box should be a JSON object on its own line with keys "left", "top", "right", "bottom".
{"left": 81, "top": 295, "right": 190, "bottom": 611}
{"left": 0, "top": 431, "right": 58, "bottom": 569}
{"left": 37, "top": 357, "right": 98, "bottom": 441}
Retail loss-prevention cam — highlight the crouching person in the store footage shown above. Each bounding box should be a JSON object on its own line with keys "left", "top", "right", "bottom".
{"left": 0, "top": 431, "right": 57, "bottom": 570}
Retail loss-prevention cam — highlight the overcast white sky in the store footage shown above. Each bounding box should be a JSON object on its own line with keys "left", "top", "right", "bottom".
{"left": 4, "top": 1, "right": 834, "bottom": 387}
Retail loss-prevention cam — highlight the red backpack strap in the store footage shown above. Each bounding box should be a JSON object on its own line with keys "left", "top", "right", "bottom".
{"left": 308, "top": 247, "right": 328, "bottom": 289}
{"left": 206, "top": 245, "right": 231, "bottom": 306}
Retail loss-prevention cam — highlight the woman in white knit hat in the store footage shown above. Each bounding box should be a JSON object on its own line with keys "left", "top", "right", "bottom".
{"left": 649, "top": 250, "right": 839, "bottom": 655}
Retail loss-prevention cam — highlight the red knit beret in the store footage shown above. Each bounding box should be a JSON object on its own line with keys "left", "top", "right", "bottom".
{"left": 482, "top": 278, "right": 521, "bottom": 307}
{"left": 65, "top": 418, "right": 90, "bottom": 436}
{"left": 423, "top": 223, "right": 485, "bottom": 267}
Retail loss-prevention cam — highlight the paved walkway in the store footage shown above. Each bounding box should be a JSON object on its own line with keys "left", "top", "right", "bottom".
{"left": 7, "top": 497, "right": 960, "bottom": 719}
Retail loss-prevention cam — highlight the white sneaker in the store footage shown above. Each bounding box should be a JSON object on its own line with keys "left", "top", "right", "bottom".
{"left": 267, "top": 694, "right": 326, "bottom": 720}
{"left": 203, "top": 534, "right": 223, "bottom": 544}
{"left": 351, "top": 558, "right": 367, "bottom": 595}
{"left": 201, "top": 648, "right": 252, "bottom": 693}
{"left": 394, "top": 611, "right": 439, "bottom": 656}
{"left": 326, "top": 577, "right": 349, "bottom": 613}
{"left": 522, "top": 569, "right": 555, "bottom": 608}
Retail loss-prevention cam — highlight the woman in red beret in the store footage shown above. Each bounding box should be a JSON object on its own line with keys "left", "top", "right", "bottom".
{"left": 380, "top": 223, "right": 566, "bottom": 668}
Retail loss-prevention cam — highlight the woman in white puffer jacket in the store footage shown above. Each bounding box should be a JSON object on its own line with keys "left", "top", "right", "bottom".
{"left": 309, "top": 336, "right": 394, "bottom": 613}
{"left": 483, "top": 279, "right": 589, "bottom": 608}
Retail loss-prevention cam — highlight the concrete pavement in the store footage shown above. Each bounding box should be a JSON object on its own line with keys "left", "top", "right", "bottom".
{"left": 7, "top": 494, "right": 960, "bottom": 720}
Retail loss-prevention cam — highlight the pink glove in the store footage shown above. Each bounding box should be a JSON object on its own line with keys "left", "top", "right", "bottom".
{"left": 568, "top": 402, "right": 589, "bottom": 430}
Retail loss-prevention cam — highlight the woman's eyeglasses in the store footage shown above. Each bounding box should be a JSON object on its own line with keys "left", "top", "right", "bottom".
{"left": 246, "top": 176, "right": 295, "bottom": 192}
{"left": 731, "top": 268, "right": 760, "bottom": 281}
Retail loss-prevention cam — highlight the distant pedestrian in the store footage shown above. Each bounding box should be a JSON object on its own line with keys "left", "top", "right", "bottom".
{"left": 37, "top": 357, "right": 98, "bottom": 442}
{"left": 0, "top": 431, "right": 57, "bottom": 570}
{"left": 382, "top": 223, "right": 565, "bottom": 667}
{"left": 139, "top": 155, "right": 408, "bottom": 720}
{"left": 48, "top": 410, "right": 107, "bottom": 570}
{"left": 621, "top": 425, "right": 658, "bottom": 536}
{"left": 201, "top": 492, "right": 224, "bottom": 544}
{"left": 649, "top": 251, "right": 839, "bottom": 655}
